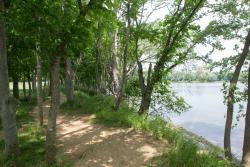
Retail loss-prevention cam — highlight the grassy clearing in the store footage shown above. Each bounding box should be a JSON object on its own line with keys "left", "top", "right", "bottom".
{"left": 61, "top": 91, "right": 236, "bottom": 167}
{"left": 0, "top": 95, "right": 71, "bottom": 167}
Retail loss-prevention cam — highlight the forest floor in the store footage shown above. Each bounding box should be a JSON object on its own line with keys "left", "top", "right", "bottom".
{"left": 32, "top": 94, "right": 168, "bottom": 167}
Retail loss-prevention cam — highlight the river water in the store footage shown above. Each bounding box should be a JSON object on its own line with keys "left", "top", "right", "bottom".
{"left": 169, "top": 82, "right": 245, "bottom": 158}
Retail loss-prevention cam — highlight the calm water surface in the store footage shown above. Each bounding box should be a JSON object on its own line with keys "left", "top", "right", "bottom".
{"left": 169, "top": 82, "right": 245, "bottom": 158}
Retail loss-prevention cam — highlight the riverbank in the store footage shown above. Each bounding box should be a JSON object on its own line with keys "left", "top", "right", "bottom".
{"left": 60, "top": 91, "right": 235, "bottom": 167}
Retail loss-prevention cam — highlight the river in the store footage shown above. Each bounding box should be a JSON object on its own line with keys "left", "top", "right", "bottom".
{"left": 169, "top": 82, "right": 245, "bottom": 158}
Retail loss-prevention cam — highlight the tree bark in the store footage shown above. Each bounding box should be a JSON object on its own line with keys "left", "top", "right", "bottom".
{"left": 32, "top": 72, "right": 37, "bottom": 92}
{"left": 64, "top": 57, "right": 74, "bottom": 103}
{"left": 113, "top": 2, "right": 131, "bottom": 111}
{"left": 109, "top": 29, "right": 120, "bottom": 97}
{"left": 0, "top": 0, "right": 19, "bottom": 156}
{"left": 242, "top": 62, "right": 250, "bottom": 166}
{"left": 27, "top": 74, "right": 32, "bottom": 100}
{"left": 46, "top": 54, "right": 61, "bottom": 164}
{"left": 95, "top": 20, "right": 101, "bottom": 94}
{"left": 36, "top": 43, "right": 43, "bottom": 126}
{"left": 12, "top": 76, "right": 19, "bottom": 99}
{"left": 138, "top": 63, "right": 152, "bottom": 114}
{"left": 134, "top": 31, "right": 153, "bottom": 114}
{"left": 48, "top": 72, "right": 52, "bottom": 96}
{"left": 23, "top": 79, "right": 26, "bottom": 99}
{"left": 224, "top": 30, "right": 250, "bottom": 160}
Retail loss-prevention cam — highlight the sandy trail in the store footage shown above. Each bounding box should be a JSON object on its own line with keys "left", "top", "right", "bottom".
{"left": 33, "top": 94, "right": 168, "bottom": 167}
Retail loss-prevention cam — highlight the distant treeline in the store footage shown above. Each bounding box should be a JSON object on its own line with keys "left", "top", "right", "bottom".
{"left": 167, "top": 71, "right": 247, "bottom": 82}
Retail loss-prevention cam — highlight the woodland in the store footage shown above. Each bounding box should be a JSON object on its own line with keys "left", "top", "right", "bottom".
{"left": 0, "top": 0, "right": 250, "bottom": 167}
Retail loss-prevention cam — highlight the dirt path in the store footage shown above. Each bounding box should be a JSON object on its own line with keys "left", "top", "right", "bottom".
{"left": 33, "top": 94, "right": 168, "bottom": 167}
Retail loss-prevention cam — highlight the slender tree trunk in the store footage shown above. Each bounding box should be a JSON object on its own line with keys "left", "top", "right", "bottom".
{"left": 27, "top": 74, "right": 32, "bottom": 100}
{"left": 109, "top": 30, "right": 120, "bottom": 97}
{"left": 113, "top": 2, "right": 131, "bottom": 111}
{"left": 36, "top": 43, "right": 43, "bottom": 126}
{"left": 32, "top": 72, "right": 37, "bottom": 92}
{"left": 64, "top": 57, "right": 74, "bottom": 103}
{"left": 48, "top": 72, "right": 52, "bottom": 96}
{"left": 12, "top": 76, "right": 19, "bottom": 99}
{"left": 23, "top": 79, "right": 26, "bottom": 99}
{"left": 0, "top": 0, "right": 19, "bottom": 156}
{"left": 242, "top": 62, "right": 250, "bottom": 166}
{"left": 224, "top": 30, "right": 250, "bottom": 160}
{"left": 95, "top": 20, "right": 101, "bottom": 94}
{"left": 46, "top": 53, "right": 61, "bottom": 165}
{"left": 44, "top": 76, "right": 47, "bottom": 90}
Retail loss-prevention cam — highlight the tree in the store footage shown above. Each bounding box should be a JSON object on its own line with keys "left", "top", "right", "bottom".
{"left": 242, "top": 60, "right": 250, "bottom": 166}
{"left": 95, "top": 19, "right": 102, "bottom": 94}
{"left": 0, "top": 0, "right": 19, "bottom": 157}
{"left": 137, "top": 0, "right": 206, "bottom": 114}
{"left": 64, "top": 57, "right": 74, "bottom": 103}
{"left": 36, "top": 41, "right": 44, "bottom": 126}
{"left": 113, "top": 1, "right": 131, "bottom": 111}
{"left": 223, "top": 30, "right": 250, "bottom": 160}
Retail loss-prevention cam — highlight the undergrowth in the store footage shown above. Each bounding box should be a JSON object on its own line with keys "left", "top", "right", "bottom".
{"left": 60, "top": 91, "right": 236, "bottom": 167}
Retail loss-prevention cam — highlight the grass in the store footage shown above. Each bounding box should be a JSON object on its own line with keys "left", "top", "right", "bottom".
{"left": 61, "top": 91, "right": 236, "bottom": 167}
{"left": 0, "top": 94, "right": 71, "bottom": 167}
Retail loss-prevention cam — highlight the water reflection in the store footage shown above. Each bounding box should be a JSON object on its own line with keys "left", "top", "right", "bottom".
{"left": 169, "top": 82, "right": 245, "bottom": 158}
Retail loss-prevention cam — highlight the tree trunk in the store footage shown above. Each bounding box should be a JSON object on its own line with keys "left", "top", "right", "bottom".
{"left": 138, "top": 63, "right": 152, "bottom": 114}
{"left": 242, "top": 62, "right": 250, "bottom": 166}
{"left": 224, "top": 30, "right": 250, "bottom": 160}
{"left": 64, "top": 57, "right": 74, "bottom": 103}
{"left": 12, "top": 76, "right": 19, "bottom": 99}
{"left": 36, "top": 43, "right": 43, "bottom": 126}
{"left": 48, "top": 72, "right": 52, "bottom": 96}
{"left": 138, "top": 45, "right": 173, "bottom": 114}
{"left": 27, "top": 74, "right": 32, "bottom": 100}
{"left": 0, "top": 0, "right": 19, "bottom": 156}
{"left": 134, "top": 32, "right": 153, "bottom": 114}
{"left": 95, "top": 20, "right": 101, "bottom": 94}
{"left": 32, "top": 73, "right": 37, "bottom": 92}
{"left": 44, "top": 76, "right": 47, "bottom": 90}
{"left": 113, "top": 2, "right": 131, "bottom": 111}
{"left": 23, "top": 79, "right": 26, "bottom": 99}
{"left": 46, "top": 53, "right": 61, "bottom": 165}
{"left": 110, "top": 31, "right": 120, "bottom": 97}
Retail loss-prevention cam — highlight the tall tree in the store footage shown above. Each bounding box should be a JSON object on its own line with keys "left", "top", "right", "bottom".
{"left": 138, "top": 0, "right": 205, "bottom": 114}
{"left": 46, "top": 51, "right": 61, "bottom": 164}
{"left": 224, "top": 30, "right": 250, "bottom": 160}
{"left": 113, "top": 1, "right": 131, "bottom": 111}
{"left": 0, "top": 0, "right": 19, "bottom": 157}
{"left": 108, "top": 24, "right": 120, "bottom": 97}
{"left": 242, "top": 60, "right": 250, "bottom": 166}
{"left": 36, "top": 41, "right": 43, "bottom": 126}
{"left": 95, "top": 19, "right": 102, "bottom": 94}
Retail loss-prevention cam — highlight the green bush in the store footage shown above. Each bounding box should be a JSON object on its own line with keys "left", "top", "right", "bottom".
{"left": 157, "top": 138, "right": 234, "bottom": 167}
{"left": 60, "top": 91, "right": 114, "bottom": 115}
